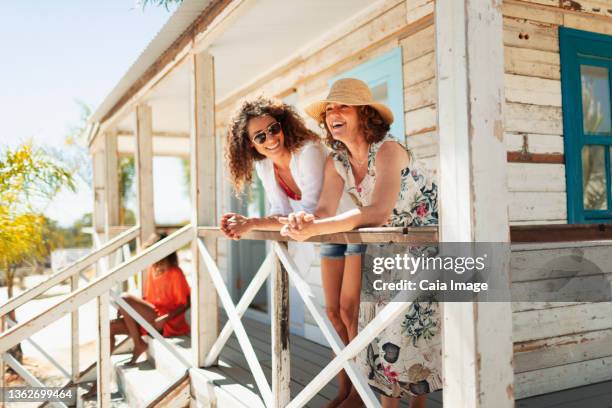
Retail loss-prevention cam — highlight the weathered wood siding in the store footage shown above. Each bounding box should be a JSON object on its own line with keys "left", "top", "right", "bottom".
{"left": 209, "top": 0, "right": 612, "bottom": 400}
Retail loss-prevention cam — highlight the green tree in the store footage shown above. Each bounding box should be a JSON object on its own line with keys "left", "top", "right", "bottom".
{"left": 139, "top": 0, "right": 182, "bottom": 10}
{"left": 0, "top": 144, "right": 74, "bottom": 303}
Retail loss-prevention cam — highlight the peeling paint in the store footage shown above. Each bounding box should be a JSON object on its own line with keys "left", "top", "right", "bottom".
{"left": 561, "top": 0, "right": 584, "bottom": 12}
{"left": 494, "top": 120, "right": 503, "bottom": 142}
{"left": 506, "top": 383, "right": 514, "bottom": 399}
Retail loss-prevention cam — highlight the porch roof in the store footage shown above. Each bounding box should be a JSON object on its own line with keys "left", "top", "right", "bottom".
{"left": 88, "top": 0, "right": 374, "bottom": 147}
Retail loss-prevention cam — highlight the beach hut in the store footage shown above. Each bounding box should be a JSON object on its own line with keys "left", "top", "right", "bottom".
{"left": 2, "top": 0, "right": 612, "bottom": 407}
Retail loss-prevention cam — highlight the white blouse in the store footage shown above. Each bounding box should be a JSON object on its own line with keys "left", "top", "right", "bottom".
{"left": 255, "top": 141, "right": 326, "bottom": 216}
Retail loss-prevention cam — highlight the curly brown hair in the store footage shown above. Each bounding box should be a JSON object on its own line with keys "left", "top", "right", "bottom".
{"left": 225, "top": 97, "right": 319, "bottom": 193}
{"left": 319, "top": 105, "right": 390, "bottom": 151}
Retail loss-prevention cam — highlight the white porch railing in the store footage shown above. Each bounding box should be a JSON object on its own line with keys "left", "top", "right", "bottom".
{"left": 1, "top": 224, "right": 438, "bottom": 407}
{"left": 197, "top": 226, "right": 438, "bottom": 408}
{"left": 0, "top": 224, "right": 194, "bottom": 407}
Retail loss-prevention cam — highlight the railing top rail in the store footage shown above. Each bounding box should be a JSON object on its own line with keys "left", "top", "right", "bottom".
{"left": 0, "top": 224, "right": 192, "bottom": 353}
{"left": 0, "top": 225, "right": 141, "bottom": 318}
{"left": 198, "top": 226, "right": 439, "bottom": 244}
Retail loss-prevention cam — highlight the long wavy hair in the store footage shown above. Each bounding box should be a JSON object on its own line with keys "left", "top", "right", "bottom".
{"left": 318, "top": 105, "right": 390, "bottom": 151}
{"left": 225, "top": 97, "right": 319, "bottom": 193}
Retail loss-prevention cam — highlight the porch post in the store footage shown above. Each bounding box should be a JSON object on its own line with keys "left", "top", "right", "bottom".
{"left": 96, "top": 292, "right": 111, "bottom": 408}
{"left": 190, "top": 50, "right": 219, "bottom": 367}
{"left": 271, "top": 244, "right": 290, "bottom": 406}
{"left": 435, "top": 1, "right": 514, "bottom": 407}
{"left": 134, "top": 105, "right": 155, "bottom": 292}
{"left": 104, "top": 129, "right": 124, "bottom": 293}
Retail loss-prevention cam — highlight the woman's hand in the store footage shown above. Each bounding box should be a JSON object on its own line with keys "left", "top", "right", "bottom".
{"left": 220, "top": 213, "right": 252, "bottom": 240}
{"left": 279, "top": 212, "right": 317, "bottom": 241}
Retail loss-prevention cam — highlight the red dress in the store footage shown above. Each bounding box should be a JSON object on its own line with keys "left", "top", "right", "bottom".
{"left": 142, "top": 265, "right": 191, "bottom": 337}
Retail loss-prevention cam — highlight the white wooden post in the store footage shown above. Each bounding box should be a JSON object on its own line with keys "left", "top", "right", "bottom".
{"left": 134, "top": 105, "right": 155, "bottom": 293}
{"left": 70, "top": 274, "right": 79, "bottom": 383}
{"left": 92, "top": 148, "right": 106, "bottom": 239}
{"left": 271, "top": 245, "right": 290, "bottom": 407}
{"left": 436, "top": 1, "right": 514, "bottom": 407}
{"left": 96, "top": 292, "right": 111, "bottom": 408}
{"left": 104, "top": 130, "right": 120, "bottom": 237}
{"left": 190, "top": 50, "right": 218, "bottom": 367}
{"left": 0, "top": 317, "right": 5, "bottom": 408}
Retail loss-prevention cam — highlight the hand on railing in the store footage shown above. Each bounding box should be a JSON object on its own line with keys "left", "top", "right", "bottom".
{"left": 279, "top": 211, "right": 316, "bottom": 242}
{"left": 220, "top": 213, "right": 253, "bottom": 240}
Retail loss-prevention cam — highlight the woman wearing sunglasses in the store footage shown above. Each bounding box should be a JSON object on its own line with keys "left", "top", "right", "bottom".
{"left": 221, "top": 97, "right": 325, "bottom": 238}
{"left": 280, "top": 78, "right": 441, "bottom": 408}
{"left": 221, "top": 97, "right": 366, "bottom": 408}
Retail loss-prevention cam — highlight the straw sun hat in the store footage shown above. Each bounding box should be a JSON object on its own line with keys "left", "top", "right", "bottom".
{"left": 304, "top": 78, "right": 394, "bottom": 125}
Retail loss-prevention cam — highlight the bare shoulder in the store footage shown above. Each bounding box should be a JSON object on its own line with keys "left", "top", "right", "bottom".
{"left": 376, "top": 140, "right": 410, "bottom": 167}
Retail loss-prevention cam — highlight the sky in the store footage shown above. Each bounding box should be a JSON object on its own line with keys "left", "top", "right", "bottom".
{"left": 0, "top": 1, "right": 190, "bottom": 227}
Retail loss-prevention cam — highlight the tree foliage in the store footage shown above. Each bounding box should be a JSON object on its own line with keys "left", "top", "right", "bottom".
{"left": 139, "top": 0, "right": 182, "bottom": 11}
{"left": 0, "top": 143, "right": 74, "bottom": 296}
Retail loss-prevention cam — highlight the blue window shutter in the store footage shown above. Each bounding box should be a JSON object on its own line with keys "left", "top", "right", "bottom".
{"left": 331, "top": 47, "right": 405, "bottom": 140}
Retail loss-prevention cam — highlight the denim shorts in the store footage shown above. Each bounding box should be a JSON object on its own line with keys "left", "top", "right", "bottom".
{"left": 320, "top": 243, "right": 367, "bottom": 259}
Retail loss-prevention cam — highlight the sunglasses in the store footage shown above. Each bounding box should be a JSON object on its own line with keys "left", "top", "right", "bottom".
{"left": 251, "top": 122, "right": 282, "bottom": 145}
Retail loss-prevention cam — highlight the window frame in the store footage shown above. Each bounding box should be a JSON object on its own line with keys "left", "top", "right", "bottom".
{"left": 560, "top": 27, "right": 612, "bottom": 223}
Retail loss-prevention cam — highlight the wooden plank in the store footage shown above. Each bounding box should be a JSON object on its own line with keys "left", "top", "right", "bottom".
{"left": 515, "top": 0, "right": 559, "bottom": 6}
{"left": 198, "top": 226, "right": 439, "bottom": 244}
{"left": 104, "top": 130, "right": 120, "bottom": 237}
{"left": 92, "top": 150, "right": 106, "bottom": 234}
{"left": 511, "top": 243, "right": 612, "bottom": 281}
{"left": 271, "top": 247, "right": 291, "bottom": 407}
{"left": 510, "top": 225, "right": 612, "bottom": 245}
{"left": 505, "top": 102, "right": 563, "bottom": 135}
{"left": 504, "top": 46, "right": 560, "bottom": 79}
{"left": 507, "top": 163, "right": 566, "bottom": 192}
{"left": 515, "top": 355, "right": 612, "bottom": 399}
{"left": 401, "top": 24, "right": 435, "bottom": 62}
{"left": 503, "top": 16, "right": 559, "bottom": 52}
{"left": 134, "top": 104, "right": 155, "bottom": 245}
{"left": 505, "top": 74, "right": 561, "bottom": 106}
{"left": 512, "top": 273, "right": 612, "bottom": 304}
{"left": 513, "top": 302, "right": 612, "bottom": 343}
{"left": 404, "top": 51, "right": 435, "bottom": 87}
{"left": 507, "top": 151, "right": 565, "bottom": 163}
{"left": 508, "top": 191, "right": 567, "bottom": 222}
{"left": 96, "top": 293, "right": 111, "bottom": 408}
{"left": 503, "top": 0, "right": 564, "bottom": 25}
{"left": 505, "top": 132, "right": 564, "bottom": 155}
{"left": 560, "top": 0, "right": 612, "bottom": 19}
{"left": 514, "top": 328, "right": 612, "bottom": 373}
{"left": 70, "top": 275, "right": 79, "bottom": 383}
{"left": 405, "top": 77, "right": 435, "bottom": 111}
{"left": 436, "top": 1, "right": 514, "bottom": 407}
{"left": 405, "top": 105, "right": 436, "bottom": 136}
{"left": 190, "top": 51, "right": 219, "bottom": 368}
{"left": 406, "top": 0, "right": 434, "bottom": 25}
{"left": 563, "top": 11, "right": 612, "bottom": 35}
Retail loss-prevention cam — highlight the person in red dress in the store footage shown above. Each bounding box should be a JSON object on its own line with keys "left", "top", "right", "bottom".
{"left": 82, "top": 233, "right": 191, "bottom": 400}
{"left": 111, "top": 233, "right": 191, "bottom": 365}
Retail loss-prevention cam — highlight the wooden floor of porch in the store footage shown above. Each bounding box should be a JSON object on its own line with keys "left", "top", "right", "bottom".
{"left": 210, "top": 316, "right": 612, "bottom": 407}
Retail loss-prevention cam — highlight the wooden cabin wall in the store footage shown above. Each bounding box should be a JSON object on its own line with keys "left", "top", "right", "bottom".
{"left": 208, "top": 0, "right": 612, "bottom": 399}
{"left": 503, "top": 0, "right": 612, "bottom": 398}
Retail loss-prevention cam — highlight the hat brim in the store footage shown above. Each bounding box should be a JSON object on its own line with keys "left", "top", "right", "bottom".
{"left": 305, "top": 99, "right": 394, "bottom": 126}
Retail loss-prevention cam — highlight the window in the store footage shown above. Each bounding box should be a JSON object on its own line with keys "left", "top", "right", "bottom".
{"left": 560, "top": 27, "right": 612, "bottom": 223}
{"left": 332, "top": 47, "right": 405, "bottom": 139}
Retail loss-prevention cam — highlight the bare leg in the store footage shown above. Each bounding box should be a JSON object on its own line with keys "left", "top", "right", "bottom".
{"left": 409, "top": 395, "right": 427, "bottom": 408}
{"left": 110, "top": 318, "right": 128, "bottom": 351}
{"left": 321, "top": 257, "right": 351, "bottom": 408}
{"left": 119, "top": 294, "right": 158, "bottom": 365}
{"left": 381, "top": 396, "right": 401, "bottom": 408}
{"left": 338, "top": 254, "right": 364, "bottom": 408}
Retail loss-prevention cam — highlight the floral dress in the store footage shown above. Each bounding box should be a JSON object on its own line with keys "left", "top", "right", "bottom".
{"left": 331, "top": 134, "right": 442, "bottom": 399}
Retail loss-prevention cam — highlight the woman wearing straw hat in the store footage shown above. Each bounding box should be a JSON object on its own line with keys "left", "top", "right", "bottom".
{"left": 281, "top": 78, "right": 441, "bottom": 408}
